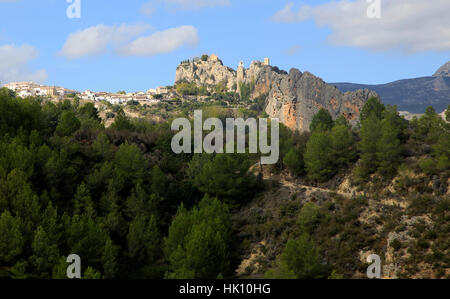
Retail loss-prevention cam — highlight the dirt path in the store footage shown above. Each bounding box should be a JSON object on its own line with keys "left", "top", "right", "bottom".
{"left": 278, "top": 178, "right": 352, "bottom": 198}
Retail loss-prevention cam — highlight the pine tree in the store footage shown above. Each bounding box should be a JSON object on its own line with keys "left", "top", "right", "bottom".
{"left": 0, "top": 210, "right": 24, "bottom": 264}
{"left": 41, "top": 201, "right": 61, "bottom": 245}
{"left": 55, "top": 111, "right": 81, "bottom": 137}
{"left": 376, "top": 112, "right": 402, "bottom": 177}
{"left": 265, "top": 233, "right": 326, "bottom": 279}
{"left": 304, "top": 131, "right": 334, "bottom": 182}
{"left": 283, "top": 147, "right": 305, "bottom": 176}
{"left": 102, "top": 238, "right": 119, "bottom": 279}
{"left": 74, "top": 182, "right": 96, "bottom": 218}
{"left": 360, "top": 97, "right": 384, "bottom": 121}
{"left": 310, "top": 108, "right": 334, "bottom": 132}
{"left": 330, "top": 125, "right": 356, "bottom": 169}
{"left": 164, "top": 196, "right": 231, "bottom": 279}
{"left": 356, "top": 113, "right": 382, "bottom": 179}
{"left": 127, "top": 214, "right": 161, "bottom": 264}
{"left": 30, "top": 226, "right": 59, "bottom": 278}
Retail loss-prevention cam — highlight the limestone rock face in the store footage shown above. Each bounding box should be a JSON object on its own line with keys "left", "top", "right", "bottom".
{"left": 175, "top": 55, "right": 237, "bottom": 91}
{"left": 175, "top": 55, "right": 379, "bottom": 131}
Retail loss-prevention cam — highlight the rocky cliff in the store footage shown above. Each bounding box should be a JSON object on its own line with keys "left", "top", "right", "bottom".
{"left": 175, "top": 55, "right": 379, "bottom": 131}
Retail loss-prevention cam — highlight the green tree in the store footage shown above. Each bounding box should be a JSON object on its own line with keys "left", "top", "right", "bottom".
{"left": 297, "top": 203, "right": 322, "bottom": 234}
{"left": 127, "top": 214, "right": 161, "bottom": 264}
{"left": 164, "top": 196, "right": 231, "bottom": 279}
{"left": 330, "top": 125, "right": 356, "bottom": 169}
{"left": 355, "top": 113, "right": 382, "bottom": 179}
{"left": 151, "top": 165, "right": 167, "bottom": 197}
{"left": 111, "top": 109, "right": 134, "bottom": 131}
{"left": 0, "top": 210, "right": 24, "bottom": 263}
{"left": 55, "top": 111, "right": 81, "bottom": 137}
{"left": 5, "top": 169, "right": 41, "bottom": 237}
{"left": 188, "top": 154, "right": 257, "bottom": 204}
{"left": 265, "top": 234, "right": 325, "bottom": 279}
{"left": 92, "top": 132, "right": 113, "bottom": 160}
{"left": 335, "top": 115, "right": 350, "bottom": 128}
{"left": 434, "top": 131, "right": 450, "bottom": 171}
{"left": 113, "top": 142, "right": 146, "bottom": 190}
{"left": 83, "top": 267, "right": 102, "bottom": 279}
{"left": 310, "top": 108, "right": 334, "bottom": 132}
{"left": 376, "top": 109, "right": 403, "bottom": 176}
{"left": 283, "top": 147, "right": 305, "bottom": 176}
{"left": 30, "top": 226, "right": 59, "bottom": 278}
{"left": 360, "top": 97, "right": 384, "bottom": 121}
{"left": 304, "top": 131, "right": 334, "bottom": 181}
{"left": 66, "top": 214, "right": 108, "bottom": 267}
{"left": 412, "top": 106, "right": 445, "bottom": 143}
{"left": 41, "top": 201, "right": 61, "bottom": 245}
{"left": 176, "top": 82, "right": 199, "bottom": 96}
{"left": 102, "top": 238, "right": 119, "bottom": 279}
{"left": 78, "top": 102, "right": 101, "bottom": 122}
{"left": 74, "top": 182, "right": 96, "bottom": 218}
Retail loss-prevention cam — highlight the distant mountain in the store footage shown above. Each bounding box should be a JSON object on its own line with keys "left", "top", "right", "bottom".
{"left": 331, "top": 62, "right": 450, "bottom": 113}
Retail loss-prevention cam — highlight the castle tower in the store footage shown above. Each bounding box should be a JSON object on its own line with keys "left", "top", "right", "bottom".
{"left": 237, "top": 60, "right": 245, "bottom": 94}
{"left": 264, "top": 58, "right": 270, "bottom": 66}
{"left": 209, "top": 54, "right": 219, "bottom": 62}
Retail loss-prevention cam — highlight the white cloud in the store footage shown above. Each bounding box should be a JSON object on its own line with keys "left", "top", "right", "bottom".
{"left": 163, "top": 0, "right": 230, "bottom": 10}
{"left": 0, "top": 44, "right": 47, "bottom": 83}
{"left": 59, "top": 24, "right": 150, "bottom": 59}
{"left": 273, "top": 0, "right": 450, "bottom": 53}
{"left": 119, "top": 26, "right": 199, "bottom": 56}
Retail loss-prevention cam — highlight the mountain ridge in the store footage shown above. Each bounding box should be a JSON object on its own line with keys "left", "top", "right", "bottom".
{"left": 332, "top": 62, "right": 450, "bottom": 113}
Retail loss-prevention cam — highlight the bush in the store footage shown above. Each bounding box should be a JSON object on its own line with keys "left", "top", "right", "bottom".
{"left": 391, "top": 239, "right": 402, "bottom": 251}
{"left": 419, "top": 158, "right": 436, "bottom": 175}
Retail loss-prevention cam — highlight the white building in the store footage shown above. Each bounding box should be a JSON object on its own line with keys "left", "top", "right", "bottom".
{"left": 156, "top": 86, "right": 169, "bottom": 94}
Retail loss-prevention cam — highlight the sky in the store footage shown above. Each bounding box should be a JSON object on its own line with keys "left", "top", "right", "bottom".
{"left": 0, "top": 0, "right": 449, "bottom": 92}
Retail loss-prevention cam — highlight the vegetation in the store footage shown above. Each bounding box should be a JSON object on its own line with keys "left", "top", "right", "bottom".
{"left": 0, "top": 87, "right": 448, "bottom": 279}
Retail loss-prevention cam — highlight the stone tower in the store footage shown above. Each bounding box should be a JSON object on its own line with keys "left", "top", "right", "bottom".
{"left": 264, "top": 58, "right": 270, "bottom": 66}
{"left": 209, "top": 54, "right": 219, "bottom": 62}
{"left": 237, "top": 60, "right": 245, "bottom": 94}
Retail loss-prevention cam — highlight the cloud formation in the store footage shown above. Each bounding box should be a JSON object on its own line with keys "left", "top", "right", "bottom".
{"left": 119, "top": 26, "right": 199, "bottom": 56}
{"left": 60, "top": 24, "right": 199, "bottom": 59}
{"left": 0, "top": 44, "right": 47, "bottom": 83}
{"left": 60, "top": 24, "right": 150, "bottom": 59}
{"left": 273, "top": 0, "right": 450, "bottom": 53}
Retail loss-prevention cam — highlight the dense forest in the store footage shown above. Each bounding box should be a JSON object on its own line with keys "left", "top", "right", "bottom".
{"left": 0, "top": 87, "right": 448, "bottom": 279}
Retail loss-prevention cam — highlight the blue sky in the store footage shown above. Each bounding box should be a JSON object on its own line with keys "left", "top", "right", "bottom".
{"left": 0, "top": 0, "right": 449, "bottom": 92}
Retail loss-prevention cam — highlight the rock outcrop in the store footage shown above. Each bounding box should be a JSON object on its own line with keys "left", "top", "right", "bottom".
{"left": 175, "top": 55, "right": 237, "bottom": 91}
{"left": 433, "top": 61, "right": 450, "bottom": 77}
{"left": 175, "top": 55, "right": 379, "bottom": 131}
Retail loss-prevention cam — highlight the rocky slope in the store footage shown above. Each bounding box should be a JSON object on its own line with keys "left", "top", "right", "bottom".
{"left": 333, "top": 62, "right": 450, "bottom": 113}
{"left": 175, "top": 55, "right": 378, "bottom": 131}
{"left": 434, "top": 62, "right": 450, "bottom": 77}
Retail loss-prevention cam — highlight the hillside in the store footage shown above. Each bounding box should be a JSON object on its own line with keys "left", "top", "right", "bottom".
{"left": 0, "top": 67, "right": 448, "bottom": 280}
